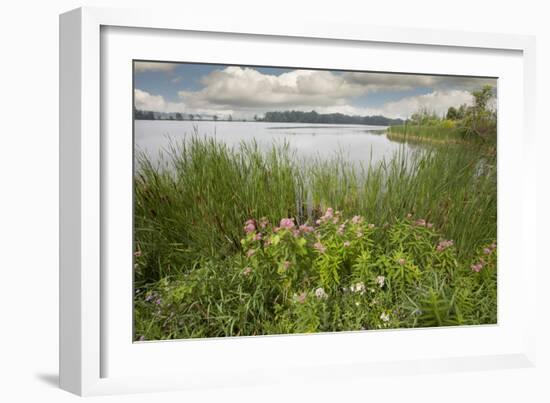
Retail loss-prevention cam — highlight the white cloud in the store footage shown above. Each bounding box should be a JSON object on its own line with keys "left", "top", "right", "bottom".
{"left": 134, "top": 89, "right": 238, "bottom": 117}
{"left": 135, "top": 66, "right": 494, "bottom": 119}
{"left": 134, "top": 89, "right": 166, "bottom": 111}
{"left": 134, "top": 89, "right": 189, "bottom": 113}
{"left": 174, "top": 67, "right": 491, "bottom": 118}
{"left": 134, "top": 62, "right": 177, "bottom": 73}
{"left": 178, "top": 67, "right": 363, "bottom": 110}
{"left": 363, "top": 90, "right": 475, "bottom": 119}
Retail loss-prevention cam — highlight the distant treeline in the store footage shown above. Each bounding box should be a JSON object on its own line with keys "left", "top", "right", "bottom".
{"left": 134, "top": 107, "right": 403, "bottom": 126}
{"left": 134, "top": 108, "right": 229, "bottom": 121}
{"left": 261, "top": 110, "right": 403, "bottom": 126}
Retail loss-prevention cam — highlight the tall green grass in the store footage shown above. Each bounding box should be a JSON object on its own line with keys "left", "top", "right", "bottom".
{"left": 134, "top": 136, "right": 496, "bottom": 285}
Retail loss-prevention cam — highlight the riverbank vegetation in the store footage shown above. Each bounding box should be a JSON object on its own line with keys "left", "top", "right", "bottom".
{"left": 134, "top": 136, "right": 497, "bottom": 340}
{"left": 387, "top": 85, "right": 497, "bottom": 145}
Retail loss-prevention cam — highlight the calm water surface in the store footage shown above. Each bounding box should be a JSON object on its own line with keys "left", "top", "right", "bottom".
{"left": 135, "top": 120, "right": 417, "bottom": 168}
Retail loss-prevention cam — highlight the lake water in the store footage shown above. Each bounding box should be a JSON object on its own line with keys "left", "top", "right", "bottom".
{"left": 135, "top": 120, "right": 415, "bottom": 168}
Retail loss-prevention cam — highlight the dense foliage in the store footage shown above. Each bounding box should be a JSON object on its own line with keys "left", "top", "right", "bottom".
{"left": 133, "top": 137, "right": 497, "bottom": 340}
{"left": 135, "top": 209, "right": 496, "bottom": 340}
{"left": 388, "top": 85, "right": 497, "bottom": 144}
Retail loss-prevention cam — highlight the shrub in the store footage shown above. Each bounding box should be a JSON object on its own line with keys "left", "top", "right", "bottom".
{"left": 134, "top": 208, "right": 497, "bottom": 340}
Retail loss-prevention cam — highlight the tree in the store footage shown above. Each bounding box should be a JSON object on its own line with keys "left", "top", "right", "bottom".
{"left": 446, "top": 106, "right": 458, "bottom": 120}
{"left": 472, "top": 85, "right": 494, "bottom": 111}
{"left": 188, "top": 114, "right": 194, "bottom": 121}
{"left": 410, "top": 107, "right": 438, "bottom": 126}
{"left": 213, "top": 115, "right": 218, "bottom": 121}
{"left": 260, "top": 110, "right": 403, "bottom": 126}
{"left": 228, "top": 114, "right": 233, "bottom": 122}
{"left": 456, "top": 104, "right": 467, "bottom": 120}
{"left": 462, "top": 85, "right": 496, "bottom": 140}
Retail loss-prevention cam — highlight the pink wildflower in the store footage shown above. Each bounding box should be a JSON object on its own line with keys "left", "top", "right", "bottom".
{"left": 426, "top": 223, "right": 434, "bottom": 229}
{"left": 415, "top": 218, "right": 426, "bottom": 226}
{"left": 351, "top": 215, "right": 363, "bottom": 224}
{"left": 299, "top": 224, "right": 314, "bottom": 233}
{"left": 252, "top": 232, "right": 262, "bottom": 241}
{"left": 279, "top": 217, "right": 295, "bottom": 230}
{"left": 397, "top": 258, "right": 406, "bottom": 265}
{"left": 471, "top": 263, "right": 483, "bottom": 273}
{"left": 246, "top": 249, "right": 255, "bottom": 258}
{"left": 314, "top": 241, "right": 326, "bottom": 253}
{"left": 368, "top": 223, "right": 375, "bottom": 229}
{"left": 259, "top": 217, "right": 269, "bottom": 229}
{"left": 343, "top": 241, "right": 351, "bottom": 247}
{"left": 483, "top": 247, "right": 491, "bottom": 255}
{"left": 356, "top": 231, "right": 363, "bottom": 238}
{"left": 282, "top": 261, "right": 291, "bottom": 270}
{"left": 318, "top": 207, "right": 334, "bottom": 223}
{"left": 243, "top": 267, "right": 252, "bottom": 276}
{"left": 337, "top": 224, "right": 346, "bottom": 235}
{"left": 436, "top": 239, "right": 454, "bottom": 252}
{"left": 134, "top": 250, "right": 142, "bottom": 258}
{"left": 296, "top": 292, "right": 307, "bottom": 304}
{"left": 244, "top": 219, "right": 256, "bottom": 234}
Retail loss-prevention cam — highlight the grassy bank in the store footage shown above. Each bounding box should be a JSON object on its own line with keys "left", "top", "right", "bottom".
{"left": 134, "top": 136, "right": 497, "bottom": 340}
{"left": 387, "top": 124, "right": 471, "bottom": 144}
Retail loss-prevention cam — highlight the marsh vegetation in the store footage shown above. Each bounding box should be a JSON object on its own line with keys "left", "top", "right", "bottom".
{"left": 134, "top": 133, "right": 496, "bottom": 340}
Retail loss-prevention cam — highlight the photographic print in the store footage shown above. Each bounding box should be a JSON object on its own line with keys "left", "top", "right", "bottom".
{"left": 133, "top": 61, "right": 497, "bottom": 341}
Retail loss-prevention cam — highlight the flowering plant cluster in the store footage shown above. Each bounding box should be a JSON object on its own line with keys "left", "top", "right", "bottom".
{"left": 134, "top": 208, "right": 497, "bottom": 340}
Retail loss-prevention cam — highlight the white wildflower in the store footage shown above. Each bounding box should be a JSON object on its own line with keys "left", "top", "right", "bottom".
{"left": 314, "top": 287, "right": 328, "bottom": 299}
{"left": 376, "top": 275, "right": 385, "bottom": 288}
{"left": 351, "top": 282, "right": 365, "bottom": 294}
{"left": 380, "top": 312, "right": 390, "bottom": 322}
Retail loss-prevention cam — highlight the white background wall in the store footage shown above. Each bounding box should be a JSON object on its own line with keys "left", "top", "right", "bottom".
{"left": 0, "top": 0, "right": 548, "bottom": 401}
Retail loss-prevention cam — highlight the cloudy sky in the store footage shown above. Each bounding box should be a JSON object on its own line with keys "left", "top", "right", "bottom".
{"left": 134, "top": 61, "right": 496, "bottom": 120}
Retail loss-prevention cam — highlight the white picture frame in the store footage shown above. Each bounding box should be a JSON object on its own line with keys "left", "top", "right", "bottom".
{"left": 59, "top": 6, "right": 537, "bottom": 396}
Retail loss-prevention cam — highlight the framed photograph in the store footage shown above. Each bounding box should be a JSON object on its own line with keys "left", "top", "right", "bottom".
{"left": 60, "top": 7, "right": 537, "bottom": 396}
